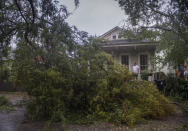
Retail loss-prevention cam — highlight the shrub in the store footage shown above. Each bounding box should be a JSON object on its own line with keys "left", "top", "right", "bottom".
{"left": 90, "top": 65, "right": 175, "bottom": 126}
{"left": 0, "top": 96, "right": 9, "bottom": 106}
{"left": 25, "top": 69, "right": 68, "bottom": 122}
{"left": 0, "top": 96, "right": 14, "bottom": 112}
{"left": 21, "top": 63, "right": 175, "bottom": 126}
{"left": 163, "top": 77, "right": 188, "bottom": 99}
{"left": 0, "top": 67, "right": 10, "bottom": 82}
{"left": 140, "top": 70, "right": 153, "bottom": 81}
{"left": 140, "top": 70, "right": 149, "bottom": 81}
{"left": 14, "top": 43, "right": 175, "bottom": 126}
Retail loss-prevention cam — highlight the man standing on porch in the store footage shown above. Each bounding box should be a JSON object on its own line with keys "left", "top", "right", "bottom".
{"left": 133, "top": 62, "right": 140, "bottom": 80}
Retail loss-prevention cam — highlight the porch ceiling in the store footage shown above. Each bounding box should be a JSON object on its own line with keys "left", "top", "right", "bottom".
{"left": 101, "top": 43, "right": 157, "bottom": 53}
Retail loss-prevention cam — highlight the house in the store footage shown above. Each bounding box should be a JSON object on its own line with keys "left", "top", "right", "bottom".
{"left": 99, "top": 26, "right": 158, "bottom": 80}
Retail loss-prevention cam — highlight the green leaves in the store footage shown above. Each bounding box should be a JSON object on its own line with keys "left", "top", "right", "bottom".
{"left": 91, "top": 80, "right": 175, "bottom": 126}
{"left": 0, "top": 96, "right": 15, "bottom": 113}
{"left": 13, "top": 40, "right": 175, "bottom": 126}
{"left": 163, "top": 77, "right": 188, "bottom": 99}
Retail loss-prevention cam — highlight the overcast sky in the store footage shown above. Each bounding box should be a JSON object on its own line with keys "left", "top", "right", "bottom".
{"left": 62, "top": 0, "right": 126, "bottom": 36}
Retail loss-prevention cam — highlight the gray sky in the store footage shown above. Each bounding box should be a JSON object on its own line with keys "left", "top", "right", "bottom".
{"left": 62, "top": 0, "right": 126, "bottom": 36}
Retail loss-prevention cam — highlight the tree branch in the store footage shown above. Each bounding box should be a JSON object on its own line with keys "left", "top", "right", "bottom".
{"left": 28, "top": 0, "right": 35, "bottom": 24}
{"left": 140, "top": 25, "right": 178, "bottom": 35}
{"left": 0, "top": 27, "right": 17, "bottom": 43}
{"left": 36, "top": 17, "right": 53, "bottom": 25}
{"left": 14, "top": 0, "right": 28, "bottom": 24}
{"left": 141, "top": 26, "right": 171, "bottom": 31}
{"left": 145, "top": 4, "right": 171, "bottom": 18}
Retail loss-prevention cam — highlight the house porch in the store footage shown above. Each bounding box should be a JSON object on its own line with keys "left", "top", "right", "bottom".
{"left": 101, "top": 42, "right": 157, "bottom": 81}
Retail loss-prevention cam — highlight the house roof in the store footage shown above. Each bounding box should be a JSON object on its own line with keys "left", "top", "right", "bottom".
{"left": 99, "top": 26, "right": 122, "bottom": 38}
{"left": 99, "top": 27, "right": 158, "bottom": 48}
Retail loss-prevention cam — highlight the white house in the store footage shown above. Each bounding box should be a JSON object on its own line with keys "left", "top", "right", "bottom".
{"left": 100, "top": 26, "right": 158, "bottom": 75}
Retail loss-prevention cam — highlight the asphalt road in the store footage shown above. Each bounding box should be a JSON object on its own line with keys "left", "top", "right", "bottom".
{"left": 0, "top": 107, "right": 25, "bottom": 131}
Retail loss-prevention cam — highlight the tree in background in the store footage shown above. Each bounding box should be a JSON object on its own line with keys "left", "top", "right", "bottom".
{"left": 116, "top": 0, "right": 188, "bottom": 65}
{"left": 0, "top": 0, "right": 80, "bottom": 59}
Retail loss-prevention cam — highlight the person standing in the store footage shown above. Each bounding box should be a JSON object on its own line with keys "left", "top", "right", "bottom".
{"left": 133, "top": 62, "right": 140, "bottom": 80}
{"left": 174, "top": 66, "right": 179, "bottom": 77}
{"left": 179, "top": 64, "right": 185, "bottom": 79}
{"left": 184, "top": 66, "right": 188, "bottom": 80}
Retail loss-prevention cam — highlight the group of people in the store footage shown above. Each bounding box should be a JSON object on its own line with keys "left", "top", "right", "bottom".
{"left": 175, "top": 64, "right": 188, "bottom": 80}
{"left": 132, "top": 63, "right": 188, "bottom": 81}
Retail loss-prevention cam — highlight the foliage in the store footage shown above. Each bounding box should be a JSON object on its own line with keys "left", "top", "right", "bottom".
{"left": 0, "top": 67, "right": 10, "bottom": 82}
{"left": 0, "top": 96, "right": 9, "bottom": 106}
{"left": 0, "top": 0, "right": 79, "bottom": 44}
{"left": 0, "top": 96, "right": 14, "bottom": 113}
{"left": 13, "top": 40, "right": 115, "bottom": 122}
{"left": 0, "top": 0, "right": 81, "bottom": 68}
{"left": 120, "top": 26, "right": 160, "bottom": 42}
{"left": 163, "top": 77, "right": 188, "bottom": 100}
{"left": 90, "top": 65, "right": 175, "bottom": 126}
{"left": 168, "top": 96, "right": 188, "bottom": 115}
{"left": 14, "top": 47, "right": 175, "bottom": 126}
{"left": 25, "top": 69, "right": 67, "bottom": 122}
{"left": 0, "top": 0, "right": 83, "bottom": 92}
{"left": 0, "top": 44, "right": 12, "bottom": 82}
{"left": 140, "top": 70, "right": 153, "bottom": 81}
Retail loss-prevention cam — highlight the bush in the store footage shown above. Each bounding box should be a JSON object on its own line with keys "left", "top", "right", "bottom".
{"left": 140, "top": 71, "right": 149, "bottom": 81}
{"left": 90, "top": 65, "right": 175, "bottom": 126}
{"left": 0, "top": 65, "right": 11, "bottom": 84}
{"left": 0, "top": 96, "right": 9, "bottom": 106}
{"left": 140, "top": 70, "right": 153, "bottom": 81}
{"left": 23, "top": 64, "right": 175, "bottom": 126}
{"left": 163, "top": 77, "right": 188, "bottom": 99}
{"left": 24, "top": 69, "right": 68, "bottom": 122}
{"left": 14, "top": 43, "right": 175, "bottom": 126}
{"left": 0, "top": 96, "right": 14, "bottom": 112}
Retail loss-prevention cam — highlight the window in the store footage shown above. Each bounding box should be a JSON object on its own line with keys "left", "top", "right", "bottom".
{"left": 121, "top": 55, "right": 129, "bottom": 68}
{"left": 140, "top": 55, "right": 148, "bottom": 70}
{"left": 112, "top": 35, "right": 116, "bottom": 39}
